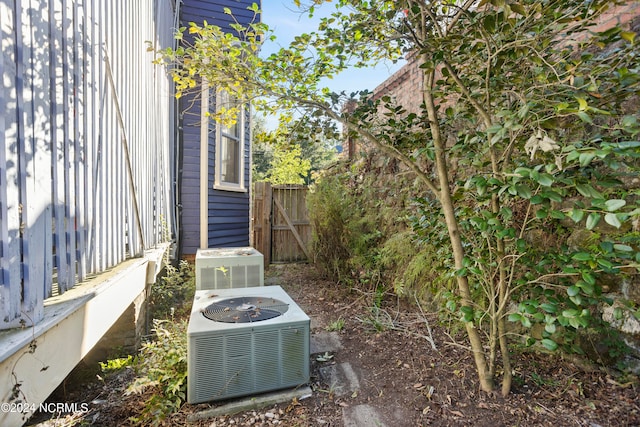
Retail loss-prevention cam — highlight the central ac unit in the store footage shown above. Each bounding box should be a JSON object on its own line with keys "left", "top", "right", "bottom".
{"left": 195, "top": 247, "right": 264, "bottom": 290}
{"left": 187, "top": 286, "right": 310, "bottom": 404}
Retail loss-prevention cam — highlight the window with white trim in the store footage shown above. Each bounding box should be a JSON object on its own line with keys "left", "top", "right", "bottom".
{"left": 214, "top": 90, "right": 246, "bottom": 192}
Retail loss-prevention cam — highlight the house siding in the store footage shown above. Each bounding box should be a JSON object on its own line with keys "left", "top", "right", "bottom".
{"left": 0, "top": 0, "right": 177, "bottom": 328}
{"left": 179, "top": 98, "right": 202, "bottom": 255}
{"left": 179, "top": 0, "right": 258, "bottom": 255}
{"left": 181, "top": 1, "right": 255, "bottom": 27}
{"left": 206, "top": 108, "right": 252, "bottom": 247}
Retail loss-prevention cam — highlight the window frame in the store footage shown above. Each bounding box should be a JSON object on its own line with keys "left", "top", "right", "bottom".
{"left": 213, "top": 90, "right": 246, "bottom": 192}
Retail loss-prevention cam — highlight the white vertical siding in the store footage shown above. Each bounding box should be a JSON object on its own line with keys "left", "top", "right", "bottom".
{"left": 1, "top": 0, "right": 24, "bottom": 325}
{"left": 0, "top": 0, "right": 177, "bottom": 329}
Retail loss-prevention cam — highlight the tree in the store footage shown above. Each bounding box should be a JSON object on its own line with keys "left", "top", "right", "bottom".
{"left": 253, "top": 114, "right": 339, "bottom": 184}
{"left": 155, "top": 0, "right": 640, "bottom": 395}
{"left": 251, "top": 114, "right": 274, "bottom": 182}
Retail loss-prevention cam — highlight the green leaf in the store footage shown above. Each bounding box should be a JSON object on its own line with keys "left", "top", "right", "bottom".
{"left": 569, "top": 208, "right": 585, "bottom": 223}
{"left": 614, "top": 307, "right": 624, "bottom": 320}
{"left": 576, "top": 183, "right": 603, "bottom": 199}
{"left": 508, "top": 313, "right": 523, "bottom": 322}
{"left": 446, "top": 300, "right": 457, "bottom": 312}
{"left": 613, "top": 244, "right": 633, "bottom": 252}
{"left": 604, "top": 199, "right": 626, "bottom": 212}
{"left": 541, "top": 339, "right": 558, "bottom": 351}
{"left": 576, "top": 96, "right": 588, "bottom": 111}
{"left": 578, "top": 280, "right": 595, "bottom": 295}
{"left": 572, "top": 252, "right": 592, "bottom": 261}
{"left": 618, "top": 141, "right": 640, "bottom": 149}
{"left": 510, "top": 3, "right": 526, "bottom": 15}
{"left": 600, "top": 241, "right": 614, "bottom": 253}
{"left": 579, "top": 152, "right": 596, "bottom": 167}
{"left": 516, "top": 184, "right": 532, "bottom": 199}
{"left": 540, "top": 303, "right": 557, "bottom": 314}
{"left": 604, "top": 213, "right": 621, "bottom": 228}
{"left": 570, "top": 294, "right": 583, "bottom": 306}
{"left": 486, "top": 123, "right": 503, "bottom": 133}
{"left": 483, "top": 14, "right": 497, "bottom": 32}
{"left": 460, "top": 306, "right": 474, "bottom": 322}
{"left": 586, "top": 213, "right": 601, "bottom": 230}
{"left": 519, "top": 300, "right": 539, "bottom": 314}
{"left": 567, "top": 285, "right": 580, "bottom": 297}
{"left": 530, "top": 195, "right": 544, "bottom": 204}
{"left": 542, "top": 190, "right": 562, "bottom": 202}
{"left": 568, "top": 314, "right": 585, "bottom": 328}
{"left": 577, "top": 111, "right": 593, "bottom": 123}
{"left": 621, "top": 116, "right": 638, "bottom": 128}
{"left": 582, "top": 272, "right": 596, "bottom": 286}
{"left": 621, "top": 31, "right": 636, "bottom": 43}
{"left": 597, "top": 258, "right": 615, "bottom": 269}
{"left": 536, "top": 173, "right": 554, "bottom": 187}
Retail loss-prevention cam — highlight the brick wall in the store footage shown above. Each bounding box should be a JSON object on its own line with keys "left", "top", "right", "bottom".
{"left": 592, "top": 1, "right": 640, "bottom": 33}
{"left": 371, "top": 53, "right": 424, "bottom": 113}
{"left": 372, "top": 2, "right": 640, "bottom": 104}
{"left": 343, "top": 2, "right": 640, "bottom": 158}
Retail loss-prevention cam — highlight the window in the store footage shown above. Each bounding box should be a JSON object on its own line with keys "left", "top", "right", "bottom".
{"left": 214, "top": 91, "right": 246, "bottom": 191}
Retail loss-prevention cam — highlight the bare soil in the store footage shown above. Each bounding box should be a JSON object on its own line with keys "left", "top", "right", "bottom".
{"left": 32, "top": 263, "right": 639, "bottom": 426}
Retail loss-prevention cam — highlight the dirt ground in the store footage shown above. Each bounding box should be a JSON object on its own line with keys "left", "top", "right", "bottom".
{"left": 31, "top": 263, "right": 639, "bottom": 426}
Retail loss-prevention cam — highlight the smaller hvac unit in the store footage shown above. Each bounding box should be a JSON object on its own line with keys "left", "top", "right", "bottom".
{"left": 187, "top": 286, "right": 310, "bottom": 404}
{"left": 195, "top": 247, "right": 264, "bottom": 290}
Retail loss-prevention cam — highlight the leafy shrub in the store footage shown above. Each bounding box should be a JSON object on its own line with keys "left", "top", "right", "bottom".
{"left": 150, "top": 260, "right": 195, "bottom": 319}
{"left": 307, "top": 173, "right": 353, "bottom": 281}
{"left": 308, "top": 158, "right": 452, "bottom": 305}
{"left": 125, "top": 261, "right": 194, "bottom": 425}
{"left": 127, "top": 319, "right": 188, "bottom": 425}
{"left": 99, "top": 355, "right": 134, "bottom": 374}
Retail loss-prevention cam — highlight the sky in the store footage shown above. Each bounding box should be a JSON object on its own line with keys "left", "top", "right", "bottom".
{"left": 257, "top": 1, "right": 405, "bottom": 127}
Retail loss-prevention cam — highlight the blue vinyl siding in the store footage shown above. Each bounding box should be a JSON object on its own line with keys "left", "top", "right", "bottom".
{"left": 179, "top": 93, "right": 202, "bottom": 255}
{"left": 180, "top": 1, "right": 258, "bottom": 31}
{"left": 179, "top": 0, "right": 257, "bottom": 255}
{"left": 206, "top": 105, "right": 251, "bottom": 249}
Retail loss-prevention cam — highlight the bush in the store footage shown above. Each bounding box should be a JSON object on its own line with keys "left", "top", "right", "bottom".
{"left": 127, "top": 319, "right": 188, "bottom": 425}
{"left": 307, "top": 173, "right": 353, "bottom": 281}
{"left": 124, "top": 260, "right": 194, "bottom": 425}
{"left": 307, "top": 157, "right": 451, "bottom": 309}
{"left": 150, "top": 260, "right": 195, "bottom": 319}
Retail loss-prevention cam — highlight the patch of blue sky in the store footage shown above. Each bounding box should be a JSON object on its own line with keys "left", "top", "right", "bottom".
{"left": 258, "top": 1, "right": 405, "bottom": 128}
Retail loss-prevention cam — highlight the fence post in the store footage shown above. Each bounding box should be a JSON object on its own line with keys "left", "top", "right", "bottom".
{"left": 253, "top": 182, "right": 272, "bottom": 266}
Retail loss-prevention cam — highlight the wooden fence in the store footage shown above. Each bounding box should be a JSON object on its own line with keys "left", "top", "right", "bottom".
{"left": 253, "top": 183, "right": 311, "bottom": 265}
{"left": 0, "top": 0, "right": 177, "bottom": 329}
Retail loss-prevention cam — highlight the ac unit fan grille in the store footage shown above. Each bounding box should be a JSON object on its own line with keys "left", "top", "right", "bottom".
{"left": 202, "top": 296, "right": 289, "bottom": 323}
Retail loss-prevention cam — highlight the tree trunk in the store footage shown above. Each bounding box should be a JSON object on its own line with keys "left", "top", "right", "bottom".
{"left": 422, "top": 68, "right": 495, "bottom": 393}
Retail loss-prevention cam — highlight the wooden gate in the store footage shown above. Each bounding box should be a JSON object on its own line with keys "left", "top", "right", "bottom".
{"left": 253, "top": 183, "right": 311, "bottom": 265}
